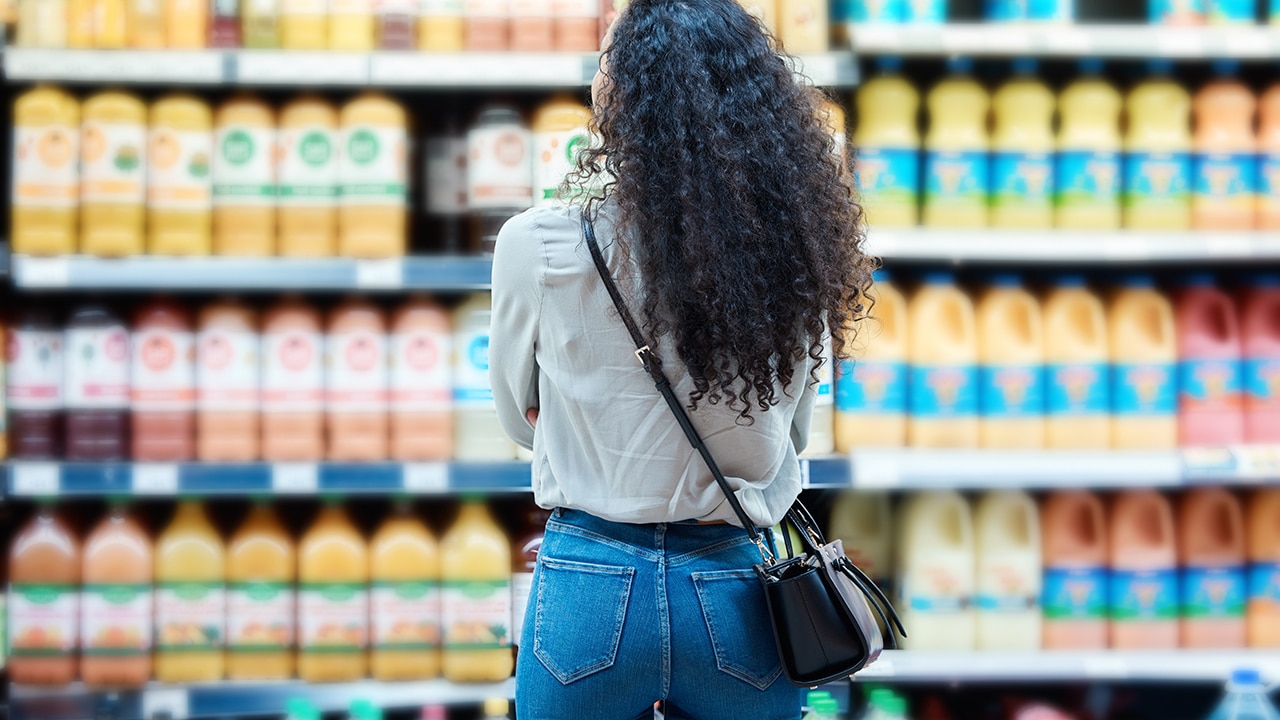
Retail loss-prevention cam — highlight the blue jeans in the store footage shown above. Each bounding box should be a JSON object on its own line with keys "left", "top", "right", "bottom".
{"left": 515, "top": 508, "right": 803, "bottom": 720}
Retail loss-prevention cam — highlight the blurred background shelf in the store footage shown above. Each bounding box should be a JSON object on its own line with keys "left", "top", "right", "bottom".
{"left": 866, "top": 229, "right": 1280, "bottom": 263}
{"left": 855, "top": 650, "right": 1280, "bottom": 683}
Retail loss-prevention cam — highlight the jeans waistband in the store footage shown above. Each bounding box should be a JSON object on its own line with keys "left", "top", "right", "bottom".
{"left": 548, "top": 508, "right": 758, "bottom": 563}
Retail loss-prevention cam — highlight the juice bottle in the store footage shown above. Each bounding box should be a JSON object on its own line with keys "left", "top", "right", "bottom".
{"left": 390, "top": 296, "right": 453, "bottom": 461}
{"left": 279, "top": 96, "right": 339, "bottom": 257}
{"left": 330, "top": 0, "right": 374, "bottom": 48}
{"left": 147, "top": 94, "right": 214, "bottom": 256}
{"left": 370, "top": 499, "right": 442, "bottom": 681}
{"left": 154, "top": 500, "right": 226, "bottom": 682}
{"left": 467, "top": 105, "right": 532, "bottom": 255}
{"left": 242, "top": 0, "right": 280, "bottom": 46}
{"left": 16, "top": 0, "right": 69, "bottom": 46}
{"left": 131, "top": 297, "right": 196, "bottom": 461}
{"left": 166, "top": 0, "right": 208, "bottom": 46}
{"left": 226, "top": 500, "right": 295, "bottom": 680}
{"left": 1260, "top": 83, "right": 1280, "bottom": 230}
{"left": 339, "top": 93, "right": 408, "bottom": 259}
{"left": 974, "top": 490, "right": 1041, "bottom": 651}
{"left": 12, "top": 86, "right": 79, "bottom": 256}
{"left": 531, "top": 95, "right": 590, "bottom": 208}
{"left": 1151, "top": 0, "right": 1205, "bottom": 23}
{"left": 804, "top": 335, "right": 836, "bottom": 456}
{"left": 510, "top": 0, "right": 551, "bottom": 50}
{"left": 1207, "top": 0, "right": 1252, "bottom": 22}
{"left": 197, "top": 299, "right": 260, "bottom": 462}
{"left": 209, "top": 0, "right": 242, "bottom": 46}
{"left": 80, "top": 501, "right": 153, "bottom": 687}
{"left": 828, "top": 491, "right": 893, "bottom": 598}
{"left": 1043, "top": 276, "right": 1110, "bottom": 450}
{"left": 453, "top": 293, "right": 516, "bottom": 460}
{"left": 1109, "top": 275, "right": 1178, "bottom": 449}
{"left": 1124, "top": 61, "right": 1193, "bottom": 231}
{"left": 976, "top": 273, "right": 1045, "bottom": 449}
{"left": 1178, "top": 488, "right": 1246, "bottom": 648}
{"left": 1192, "top": 61, "right": 1258, "bottom": 231}
{"left": 1056, "top": 59, "right": 1122, "bottom": 230}
{"left": 262, "top": 296, "right": 325, "bottom": 461}
{"left": 907, "top": 272, "right": 979, "bottom": 449}
{"left": 1041, "top": 490, "right": 1108, "bottom": 650}
{"left": 903, "top": 0, "right": 944, "bottom": 20}
{"left": 214, "top": 95, "right": 276, "bottom": 256}
{"left": 96, "top": 0, "right": 128, "bottom": 47}
{"left": 511, "top": 505, "right": 551, "bottom": 649}
{"left": 375, "top": 0, "right": 416, "bottom": 47}
{"left": 552, "top": 0, "right": 595, "bottom": 50}
{"left": 80, "top": 91, "right": 146, "bottom": 256}
{"left": 424, "top": 107, "right": 468, "bottom": 253}
{"left": 847, "top": 0, "right": 903, "bottom": 21}
{"left": 280, "top": 0, "right": 326, "bottom": 47}
{"left": 896, "top": 491, "right": 975, "bottom": 651}
{"left": 68, "top": 0, "right": 94, "bottom": 46}
{"left": 834, "top": 270, "right": 907, "bottom": 450}
{"left": 65, "top": 305, "right": 130, "bottom": 462}
{"left": 1109, "top": 489, "right": 1179, "bottom": 649}
{"left": 8, "top": 503, "right": 80, "bottom": 685}
{"left": 326, "top": 297, "right": 389, "bottom": 462}
{"left": 777, "top": 0, "right": 826, "bottom": 53}
{"left": 737, "top": 0, "right": 777, "bottom": 35}
{"left": 1176, "top": 275, "right": 1244, "bottom": 447}
{"left": 419, "top": 0, "right": 464, "bottom": 49}
{"left": 126, "top": 0, "right": 164, "bottom": 47}
{"left": 922, "top": 58, "right": 990, "bottom": 229}
{"left": 298, "top": 499, "right": 369, "bottom": 682}
{"left": 7, "top": 309, "right": 65, "bottom": 459}
{"left": 441, "top": 497, "right": 513, "bottom": 681}
{"left": 852, "top": 57, "right": 920, "bottom": 229}
{"left": 1242, "top": 275, "right": 1280, "bottom": 443}
{"left": 464, "top": 0, "right": 508, "bottom": 49}
{"left": 990, "top": 59, "right": 1055, "bottom": 230}
{"left": 1247, "top": 489, "right": 1280, "bottom": 647}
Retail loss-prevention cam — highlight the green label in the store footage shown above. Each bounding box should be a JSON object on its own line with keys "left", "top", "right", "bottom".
{"left": 221, "top": 129, "right": 255, "bottom": 165}
{"left": 13, "top": 583, "right": 73, "bottom": 605}
{"left": 231, "top": 581, "right": 288, "bottom": 602}
{"left": 300, "top": 132, "right": 332, "bottom": 167}
{"left": 347, "top": 129, "right": 380, "bottom": 165}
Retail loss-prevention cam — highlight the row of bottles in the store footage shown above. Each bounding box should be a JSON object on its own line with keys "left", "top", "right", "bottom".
{"left": 837, "top": 270, "right": 1280, "bottom": 450}
{"left": 855, "top": 58, "right": 1280, "bottom": 231}
{"left": 844, "top": 0, "right": 1280, "bottom": 23}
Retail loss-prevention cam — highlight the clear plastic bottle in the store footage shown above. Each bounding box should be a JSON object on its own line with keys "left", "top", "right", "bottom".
{"left": 467, "top": 105, "right": 532, "bottom": 255}
{"left": 1204, "top": 669, "right": 1280, "bottom": 720}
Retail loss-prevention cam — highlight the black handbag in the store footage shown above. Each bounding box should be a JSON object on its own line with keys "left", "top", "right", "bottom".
{"left": 582, "top": 214, "right": 906, "bottom": 688}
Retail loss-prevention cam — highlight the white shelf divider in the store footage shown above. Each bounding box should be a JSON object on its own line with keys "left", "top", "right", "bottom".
{"left": 867, "top": 228, "right": 1280, "bottom": 262}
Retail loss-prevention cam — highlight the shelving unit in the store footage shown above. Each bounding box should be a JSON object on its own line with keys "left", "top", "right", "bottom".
{"left": 866, "top": 228, "right": 1280, "bottom": 263}
{"left": 855, "top": 650, "right": 1280, "bottom": 683}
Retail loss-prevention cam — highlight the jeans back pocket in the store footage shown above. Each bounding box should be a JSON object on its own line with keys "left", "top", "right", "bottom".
{"left": 533, "top": 556, "right": 636, "bottom": 685}
{"left": 692, "top": 568, "right": 784, "bottom": 690}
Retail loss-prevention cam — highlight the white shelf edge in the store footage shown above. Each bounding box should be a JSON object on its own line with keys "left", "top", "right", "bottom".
{"left": 866, "top": 228, "right": 1280, "bottom": 262}
{"left": 857, "top": 650, "right": 1280, "bottom": 683}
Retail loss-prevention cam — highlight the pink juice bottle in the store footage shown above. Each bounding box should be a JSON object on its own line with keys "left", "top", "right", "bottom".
{"left": 1241, "top": 274, "right": 1280, "bottom": 444}
{"left": 1176, "top": 275, "right": 1245, "bottom": 447}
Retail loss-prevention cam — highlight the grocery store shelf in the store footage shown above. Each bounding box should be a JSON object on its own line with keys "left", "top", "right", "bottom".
{"left": 848, "top": 22, "right": 1280, "bottom": 58}
{"left": 866, "top": 228, "right": 1280, "bottom": 263}
{"left": 855, "top": 650, "right": 1280, "bottom": 683}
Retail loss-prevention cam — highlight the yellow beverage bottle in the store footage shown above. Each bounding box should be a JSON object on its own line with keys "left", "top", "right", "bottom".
{"left": 298, "top": 499, "right": 369, "bottom": 682}
{"left": 166, "top": 0, "right": 208, "bottom": 46}
{"left": 854, "top": 57, "right": 920, "bottom": 228}
{"left": 148, "top": 95, "right": 213, "bottom": 256}
{"left": 737, "top": 0, "right": 777, "bottom": 35}
{"left": 835, "top": 269, "right": 907, "bottom": 450}
{"left": 1043, "top": 276, "right": 1111, "bottom": 449}
{"left": 126, "top": 0, "right": 164, "bottom": 47}
{"left": 243, "top": 0, "right": 281, "bottom": 47}
{"left": 907, "top": 272, "right": 979, "bottom": 448}
{"left": 339, "top": 93, "right": 408, "bottom": 258}
{"left": 214, "top": 96, "right": 276, "bottom": 256}
{"left": 923, "top": 58, "right": 990, "bottom": 229}
{"left": 280, "top": 0, "right": 327, "bottom": 47}
{"left": 441, "top": 496, "right": 513, "bottom": 682}
{"left": 330, "top": 0, "right": 373, "bottom": 48}
{"left": 12, "top": 86, "right": 79, "bottom": 255}
{"left": 81, "top": 91, "right": 146, "bottom": 256}
{"left": 226, "top": 500, "right": 296, "bottom": 680}
{"left": 1056, "top": 59, "right": 1123, "bottom": 230}
{"left": 419, "top": 0, "right": 463, "bottom": 49}
{"left": 67, "top": 0, "right": 94, "bottom": 46}
{"left": 977, "top": 273, "right": 1045, "bottom": 449}
{"left": 279, "top": 96, "right": 339, "bottom": 257}
{"left": 1109, "top": 275, "right": 1177, "bottom": 449}
{"left": 1124, "top": 60, "right": 1193, "bottom": 231}
{"left": 777, "top": 0, "right": 827, "bottom": 53}
{"left": 17, "top": 0, "right": 69, "bottom": 47}
{"left": 154, "top": 500, "right": 227, "bottom": 683}
{"left": 370, "top": 500, "right": 442, "bottom": 681}
{"left": 96, "top": 0, "right": 128, "bottom": 47}
{"left": 531, "top": 94, "right": 591, "bottom": 208}
{"left": 990, "top": 59, "right": 1055, "bottom": 230}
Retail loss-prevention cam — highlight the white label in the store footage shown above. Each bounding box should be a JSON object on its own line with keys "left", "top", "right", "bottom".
{"left": 272, "top": 463, "right": 319, "bottom": 492}
{"left": 464, "top": 0, "right": 506, "bottom": 16}
{"left": 155, "top": 583, "right": 225, "bottom": 651}
{"left": 815, "top": 337, "right": 833, "bottom": 408}
{"left": 371, "top": 582, "right": 441, "bottom": 650}
{"left": 298, "top": 584, "right": 368, "bottom": 651}
{"left": 551, "top": 0, "right": 595, "bottom": 16}
{"left": 442, "top": 580, "right": 511, "bottom": 650}
{"left": 227, "top": 583, "right": 295, "bottom": 650}
{"left": 12, "top": 463, "right": 60, "bottom": 496}
{"left": 511, "top": 571, "right": 533, "bottom": 646}
{"left": 262, "top": 330, "right": 323, "bottom": 412}
{"left": 8, "top": 584, "right": 78, "bottom": 657}
{"left": 453, "top": 322, "right": 493, "bottom": 409}
{"left": 331, "top": 0, "right": 370, "bottom": 12}
{"left": 278, "top": 125, "right": 338, "bottom": 207}
{"left": 533, "top": 128, "right": 589, "bottom": 207}
{"left": 214, "top": 126, "right": 275, "bottom": 207}
{"left": 355, "top": 259, "right": 403, "bottom": 289}
{"left": 147, "top": 129, "right": 213, "bottom": 211}
{"left": 403, "top": 463, "right": 448, "bottom": 492}
{"left": 7, "top": 329, "right": 64, "bottom": 411}
{"left": 340, "top": 125, "right": 407, "bottom": 207}
{"left": 326, "top": 329, "right": 388, "bottom": 412}
{"left": 133, "top": 464, "right": 179, "bottom": 494}
{"left": 196, "top": 329, "right": 259, "bottom": 412}
{"left": 64, "top": 325, "right": 130, "bottom": 409}
{"left": 13, "top": 125, "right": 79, "bottom": 208}
{"left": 375, "top": 0, "right": 416, "bottom": 12}
{"left": 281, "top": 0, "right": 326, "bottom": 14}
{"left": 467, "top": 124, "right": 533, "bottom": 209}
{"left": 421, "top": 0, "right": 463, "bottom": 14}
{"left": 131, "top": 328, "right": 195, "bottom": 411}
{"left": 425, "top": 136, "right": 468, "bottom": 215}
{"left": 390, "top": 327, "right": 451, "bottom": 411}
{"left": 513, "top": 0, "right": 551, "bottom": 16}
{"left": 81, "top": 121, "right": 147, "bottom": 204}
{"left": 82, "top": 584, "right": 153, "bottom": 656}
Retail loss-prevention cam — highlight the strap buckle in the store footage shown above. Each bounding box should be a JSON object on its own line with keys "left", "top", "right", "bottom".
{"left": 634, "top": 345, "right": 651, "bottom": 365}
{"left": 754, "top": 534, "right": 776, "bottom": 566}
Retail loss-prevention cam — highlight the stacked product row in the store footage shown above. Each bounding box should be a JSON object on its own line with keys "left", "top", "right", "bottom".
{"left": 845, "top": 0, "right": 1280, "bottom": 23}
{"left": 835, "top": 270, "right": 1280, "bottom": 451}
{"left": 854, "top": 58, "right": 1280, "bottom": 231}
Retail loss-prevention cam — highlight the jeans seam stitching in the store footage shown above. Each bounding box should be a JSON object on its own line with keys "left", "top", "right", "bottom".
{"left": 692, "top": 574, "right": 782, "bottom": 691}
{"left": 531, "top": 562, "right": 637, "bottom": 685}
{"left": 545, "top": 520, "right": 663, "bottom": 562}
{"left": 668, "top": 536, "right": 754, "bottom": 567}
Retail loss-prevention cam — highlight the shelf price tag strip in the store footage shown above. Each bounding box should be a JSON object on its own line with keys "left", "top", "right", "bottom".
{"left": 10, "top": 462, "right": 61, "bottom": 496}
{"left": 132, "top": 463, "right": 180, "bottom": 495}
{"left": 273, "top": 463, "right": 320, "bottom": 494}
{"left": 403, "top": 462, "right": 450, "bottom": 493}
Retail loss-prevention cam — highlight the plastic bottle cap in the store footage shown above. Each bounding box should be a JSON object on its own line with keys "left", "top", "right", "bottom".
{"left": 988, "top": 273, "right": 1022, "bottom": 287}
{"left": 461, "top": 492, "right": 488, "bottom": 503}
{"left": 349, "top": 700, "right": 381, "bottom": 720}
{"left": 946, "top": 56, "right": 974, "bottom": 74}
{"left": 1231, "top": 668, "right": 1262, "bottom": 686}
{"left": 1147, "top": 58, "right": 1174, "bottom": 75}
{"left": 286, "top": 699, "right": 320, "bottom": 720}
{"left": 1056, "top": 274, "right": 1087, "bottom": 288}
{"left": 1179, "top": 273, "right": 1216, "bottom": 287}
{"left": 1078, "top": 57, "right": 1104, "bottom": 75}
{"left": 876, "top": 56, "right": 904, "bottom": 73}
{"left": 814, "top": 698, "right": 840, "bottom": 714}
{"left": 884, "top": 696, "right": 908, "bottom": 714}
{"left": 1012, "top": 57, "right": 1037, "bottom": 75}
{"left": 806, "top": 690, "right": 833, "bottom": 706}
{"left": 922, "top": 271, "right": 956, "bottom": 285}
{"left": 1211, "top": 59, "right": 1240, "bottom": 76}
{"left": 1121, "top": 274, "right": 1155, "bottom": 289}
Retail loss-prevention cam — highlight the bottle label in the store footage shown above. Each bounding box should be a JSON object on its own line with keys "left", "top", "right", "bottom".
{"left": 64, "top": 326, "right": 130, "bottom": 410}
{"left": 441, "top": 579, "right": 511, "bottom": 650}
{"left": 1181, "top": 565, "right": 1246, "bottom": 619}
{"left": 1207, "top": 0, "right": 1251, "bottom": 20}
{"left": 984, "top": 0, "right": 1025, "bottom": 19}
{"left": 1149, "top": 0, "right": 1203, "bottom": 20}
{"left": 426, "top": 136, "right": 468, "bottom": 215}
{"left": 227, "top": 582, "right": 294, "bottom": 651}
{"left": 155, "top": 582, "right": 225, "bottom": 651}
{"left": 854, "top": 147, "right": 919, "bottom": 212}
{"left": 464, "top": 0, "right": 506, "bottom": 16}
{"left": 6, "top": 329, "right": 64, "bottom": 411}
{"left": 339, "top": 126, "right": 408, "bottom": 206}
{"left": 1178, "top": 358, "right": 1243, "bottom": 411}
{"left": 298, "top": 583, "right": 368, "bottom": 653}
{"left": 551, "top": 0, "right": 596, "bottom": 17}
{"left": 903, "top": 570, "right": 967, "bottom": 613}
{"left": 279, "top": 126, "right": 338, "bottom": 207}
{"left": 1261, "top": 152, "right": 1280, "bottom": 216}
{"left": 81, "top": 121, "right": 146, "bottom": 204}
{"left": 371, "top": 580, "right": 441, "bottom": 650}
{"left": 1028, "top": 0, "right": 1070, "bottom": 18}
{"left": 975, "top": 557, "right": 1037, "bottom": 612}
{"left": 979, "top": 364, "right": 1044, "bottom": 418}
{"left": 421, "top": 0, "right": 464, "bottom": 15}
{"left": 849, "top": 0, "right": 904, "bottom": 21}
{"left": 281, "top": 0, "right": 327, "bottom": 15}
{"left": 1056, "top": 150, "right": 1121, "bottom": 211}
{"left": 81, "top": 583, "right": 153, "bottom": 656}
{"left": 214, "top": 126, "right": 276, "bottom": 207}
{"left": 1042, "top": 566, "right": 1107, "bottom": 620}
{"left": 1113, "top": 362, "right": 1176, "bottom": 416}
{"left": 326, "top": 329, "right": 388, "bottom": 412}
{"left": 1046, "top": 362, "right": 1109, "bottom": 416}
{"left": 924, "top": 150, "right": 988, "bottom": 208}
{"left": 511, "top": 571, "right": 533, "bottom": 646}
{"left": 262, "top": 330, "right": 323, "bottom": 412}
{"left": 902, "top": 0, "right": 944, "bottom": 20}
{"left": 533, "top": 128, "right": 589, "bottom": 207}
{"left": 130, "top": 328, "right": 195, "bottom": 411}
{"left": 1123, "top": 152, "right": 1191, "bottom": 209}
{"left": 390, "top": 326, "right": 452, "bottom": 412}
{"left": 467, "top": 125, "right": 534, "bottom": 210}
{"left": 453, "top": 322, "right": 494, "bottom": 409}
{"left": 196, "top": 328, "right": 259, "bottom": 411}
{"left": 1245, "top": 357, "right": 1280, "bottom": 410}
{"left": 1194, "top": 152, "right": 1257, "bottom": 209}
{"left": 148, "top": 128, "right": 213, "bottom": 211}
{"left": 813, "top": 337, "right": 834, "bottom": 409}
{"left": 331, "top": 0, "right": 370, "bottom": 12}
{"left": 835, "top": 359, "right": 907, "bottom": 414}
{"left": 908, "top": 364, "right": 978, "bottom": 418}
{"left": 375, "top": 0, "right": 417, "bottom": 13}
{"left": 1250, "top": 562, "right": 1280, "bottom": 606}
{"left": 13, "top": 125, "right": 79, "bottom": 208}
{"left": 1109, "top": 568, "right": 1178, "bottom": 621}
{"left": 8, "top": 583, "right": 78, "bottom": 657}
{"left": 991, "top": 151, "right": 1053, "bottom": 211}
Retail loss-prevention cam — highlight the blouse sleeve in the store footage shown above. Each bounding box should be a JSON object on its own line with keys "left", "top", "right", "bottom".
{"left": 489, "top": 210, "right": 544, "bottom": 451}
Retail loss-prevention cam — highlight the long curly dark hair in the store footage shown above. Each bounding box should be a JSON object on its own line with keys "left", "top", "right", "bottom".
{"left": 568, "top": 0, "right": 875, "bottom": 421}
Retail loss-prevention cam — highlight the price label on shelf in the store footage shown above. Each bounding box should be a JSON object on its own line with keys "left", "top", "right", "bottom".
{"left": 854, "top": 656, "right": 895, "bottom": 678}
{"left": 237, "top": 52, "right": 367, "bottom": 84}
{"left": 1156, "top": 31, "right": 1205, "bottom": 57}
{"left": 1083, "top": 655, "right": 1129, "bottom": 679}
{"left": 132, "top": 464, "right": 180, "bottom": 495}
{"left": 355, "top": 259, "right": 403, "bottom": 289}
{"left": 1237, "top": 445, "right": 1280, "bottom": 481}
{"left": 141, "top": 687, "right": 190, "bottom": 720}
{"left": 11, "top": 463, "right": 61, "bottom": 496}
{"left": 403, "top": 463, "right": 449, "bottom": 493}
{"left": 273, "top": 463, "right": 319, "bottom": 494}
{"left": 852, "top": 453, "right": 900, "bottom": 489}
{"left": 16, "top": 256, "right": 70, "bottom": 287}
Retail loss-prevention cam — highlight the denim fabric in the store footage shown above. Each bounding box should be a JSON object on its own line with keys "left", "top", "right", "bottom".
{"left": 516, "top": 508, "right": 803, "bottom": 720}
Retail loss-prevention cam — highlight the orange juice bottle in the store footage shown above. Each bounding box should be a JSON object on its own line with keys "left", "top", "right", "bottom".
{"left": 531, "top": 95, "right": 590, "bottom": 208}
{"left": 96, "top": 0, "right": 128, "bottom": 46}
{"left": 907, "top": 273, "right": 979, "bottom": 448}
{"left": 331, "top": 0, "right": 373, "bottom": 49}
{"left": 17, "top": 0, "right": 70, "bottom": 47}
{"left": 974, "top": 490, "right": 1042, "bottom": 650}
{"left": 990, "top": 58, "right": 1055, "bottom": 230}
{"left": 214, "top": 96, "right": 276, "bottom": 256}
{"left": 1056, "top": 59, "right": 1123, "bottom": 230}
{"left": 12, "top": 86, "right": 79, "bottom": 256}
{"left": 464, "top": 0, "right": 508, "bottom": 49}
{"left": 1043, "top": 276, "right": 1110, "bottom": 449}
{"left": 1109, "top": 490, "right": 1179, "bottom": 649}
{"left": 262, "top": 296, "right": 325, "bottom": 461}
{"left": 148, "top": 95, "right": 213, "bottom": 256}
{"left": 326, "top": 297, "right": 389, "bottom": 461}
{"left": 166, "top": 0, "right": 208, "bottom": 46}
{"left": 923, "top": 58, "right": 990, "bottom": 229}
{"left": 131, "top": 297, "right": 197, "bottom": 462}
{"left": 390, "top": 296, "right": 453, "bottom": 461}
{"left": 226, "top": 500, "right": 296, "bottom": 680}
{"left": 281, "top": 0, "right": 327, "bottom": 47}
{"left": 419, "top": 0, "right": 464, "bottom": 49}
{"left": 835, "top": 270, "right": 907, "bottom": 450}
{"left": 80, "top": 501, "right": 153, "bottom": 687}
{"left": 777, "top": 0, "right": 826, "bottom": 53}
{"left": 1192, "top": 61, "right": 1258, "bottom": 231}
{"left": 154, "top": 500, "right": 226, "bottom": 682}
{"left": 1109, "top": 275, "right": 1178, "bottom": 449}
{"left": 1041, "top": 491, "right": 1109, "bottom": 650}
{"left": 80, "top": 90, "right": 146, "bottom": 256}
{"left": 1248, "top": 489, "right": 1280, "bottom": 647}
{"left": 1260, "top": 83, "right": 1280, "bottom": 231}
{"left": 1124, "top": 61, "right": 1193, "bottom": 231}
{"left": 1178, "top": 488, "right": 1246, "bottom": 649}
{"left": 853, "top": 57, "right": 921, "bottom": 229}
{"left": 370, "top": 499, "right": 442, "bottom": 681}
{"left": 976, "top": 273, "right": 1045, "bottom": 449}
{"left": 298, "top": 498, "right": 369, "bottom": 682}
{"left": 279, "top": 96, "right": 339, "bottom": 257}
{"left": 339, "top": 93, "right": 408, "bottom": 258}
{"left": 125, "top": 0, "right": 164, "bottom": 47}
{"left": 8, "top": 503, "right": 80, "bottom": 685}
{"left": 441, "top": 497, "right": 513, "bottom": 681}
